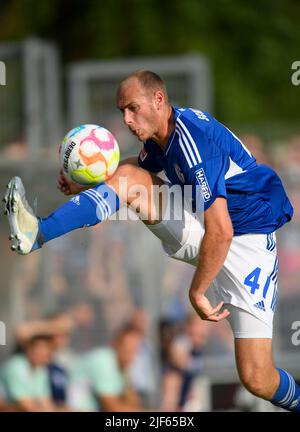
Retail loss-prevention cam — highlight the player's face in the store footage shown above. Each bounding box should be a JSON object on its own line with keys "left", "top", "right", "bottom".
{"left": 117, "top": 79, "right": 162, "bottom": 142}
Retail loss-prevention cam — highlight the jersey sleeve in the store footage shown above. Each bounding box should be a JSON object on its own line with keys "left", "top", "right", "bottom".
{"left": 137, "top": 141, "right": 163, "bottom": 173}
{"left": 176, "top": 115, "right": 229, "bottom": 212}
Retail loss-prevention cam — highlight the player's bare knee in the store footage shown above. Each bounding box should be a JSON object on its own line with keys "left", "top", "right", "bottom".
{"left": 243, "top": 379, "right": 267, "bottom": 399}
{"left": 114, "top": 163, "right": 138, "bottom": 180}
{"left": 240, "top": 370, "right": 272, "bottom": 399}
{"left": 107, "top": 163, "right": 139, "bottom": 198}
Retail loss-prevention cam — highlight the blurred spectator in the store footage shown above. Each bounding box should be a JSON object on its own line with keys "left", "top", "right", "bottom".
{"left": 45, "top": 314, "right": 74, "bottom": 406}
{"left": 67, "top": 302, "right": 99, "bottom": 352}
{"left": 161, "top": 313, "right": 210, "bottom": 411}
{"left": 159, "top": 318, "right": 182, "bottom": 373}
{"left": 282, "top": 135, "right": 300, "bottom": 184}
{"left": 15, "top": 314, "right": 75, "bottom": 407}
{"left": 48, "top": 313, "right": 76, "bottom": 366}
{"left": 240, "top": 134, "right": 271, "bottom": 165}
{"left": 0, "top": 335, "right": 58, "bottom": 411}
{"left": 68, "top": 324, "right": 146, "bottom": 411}
{"left": 0, "top": 380, "right": 15, "bottom": 412}
{"left": 1, "top": 140, "right": 28, "bottom": 160}
{"left": 128, "top": 308, "right": 156, "bottom": 405}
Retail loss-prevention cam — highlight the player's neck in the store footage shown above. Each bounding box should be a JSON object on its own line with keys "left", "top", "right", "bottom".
{"left": 152, "top": 105, "right": 174, "bottom": 150}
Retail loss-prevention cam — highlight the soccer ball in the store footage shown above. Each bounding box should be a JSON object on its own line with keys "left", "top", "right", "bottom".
{"left": 59, "top": 124, "right": 120, "bottom": 186}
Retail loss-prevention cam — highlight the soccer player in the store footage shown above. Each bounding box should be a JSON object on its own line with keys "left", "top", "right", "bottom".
{"left": 3, "top": 70, "right": 299, "bottom": 411}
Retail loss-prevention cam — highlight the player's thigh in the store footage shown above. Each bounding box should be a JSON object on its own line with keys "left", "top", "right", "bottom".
{"left": 107, "top": 163, "right": 166, "bottom": 222}
{"left": 108, "top": 161, "right": 165, "bottom": 193}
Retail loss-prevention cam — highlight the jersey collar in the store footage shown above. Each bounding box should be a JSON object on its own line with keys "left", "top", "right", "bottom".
{"left": 164, "top": 106, "right": 181, "bottom": 156}
{"left": 144, "top": 106, "right": 182, "bottom": 156}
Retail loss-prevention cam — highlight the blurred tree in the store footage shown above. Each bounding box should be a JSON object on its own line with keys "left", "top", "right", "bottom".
{"left": 0, "top": 0, "right": 299, "bottom": 125}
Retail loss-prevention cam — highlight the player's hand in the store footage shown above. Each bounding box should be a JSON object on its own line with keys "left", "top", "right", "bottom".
{"left": 57, "top": 169, "right": 87, "bottom": 196}
{"left": 189, "top": 293, "right": 230, "bottom": 322}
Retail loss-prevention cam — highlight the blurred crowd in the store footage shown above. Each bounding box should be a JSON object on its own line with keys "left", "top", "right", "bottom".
{"left": 0, "top": 307, "right": 233, "bottom": 412}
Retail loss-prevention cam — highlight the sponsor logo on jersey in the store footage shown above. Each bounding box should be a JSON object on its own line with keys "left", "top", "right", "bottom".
{"left": 63, "top": 141, "right": 77, "bottom": 172}
{"left": 195, "top": 168, "right": 211, "bottom": 202}
{"left": 139, "top": 146, "right": 148, "bottom": 162}
{"left": 174, "top": 164, "right": 185, "bottom": 183}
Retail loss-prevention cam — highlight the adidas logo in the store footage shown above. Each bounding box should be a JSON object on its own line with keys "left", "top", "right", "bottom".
{"left": 254, "top": 300, "right": 266, "bottom": 311}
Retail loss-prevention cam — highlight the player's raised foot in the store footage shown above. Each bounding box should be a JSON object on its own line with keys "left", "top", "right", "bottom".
{"left": 3, "top": 177, "right": 43, "bottom": 254}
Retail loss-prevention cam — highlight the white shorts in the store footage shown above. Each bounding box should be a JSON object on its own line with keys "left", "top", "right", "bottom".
{"left": 146, "top": 198, "right": 278, "bottom": 339}
{"left": 225, "top": 304, "right": 273, "bottom": 338}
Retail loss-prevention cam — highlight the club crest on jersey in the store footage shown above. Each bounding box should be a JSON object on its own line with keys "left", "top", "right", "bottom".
{"left": 139, "top": 146, "right": 148, "bottom": 162}
{"left": 174, "top": 164, "right": 185, "bottom": 183}
{"left": 195, "top": 168, "right": 211, "bottom": 202}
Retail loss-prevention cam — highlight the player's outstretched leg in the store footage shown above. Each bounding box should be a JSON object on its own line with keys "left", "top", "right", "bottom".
{"left": 3, "top": 163, "right": 165, "bottom": 255}
{"left": 3, "top": 177, "right": 42, "bottom": 254}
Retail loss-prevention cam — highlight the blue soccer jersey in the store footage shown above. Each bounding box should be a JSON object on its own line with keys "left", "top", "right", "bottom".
{"left": 138, "top": 107, "right": 293, "bottom": 236}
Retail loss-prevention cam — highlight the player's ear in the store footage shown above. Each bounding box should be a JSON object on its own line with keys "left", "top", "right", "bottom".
{"left": 154, "top": 90, "right": 164, "bottom": 109}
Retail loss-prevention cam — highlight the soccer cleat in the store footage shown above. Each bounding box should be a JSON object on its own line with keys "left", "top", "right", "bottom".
{"left": 3, "top": 177, "right": 43, "bottom": 254}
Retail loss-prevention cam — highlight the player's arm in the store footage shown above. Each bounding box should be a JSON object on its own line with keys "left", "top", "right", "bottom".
{"left": 189, "top": 197, "right": 233, "bottom": 321}
{"left": 176, "top": 114, "right": 232, "bottom": 321}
